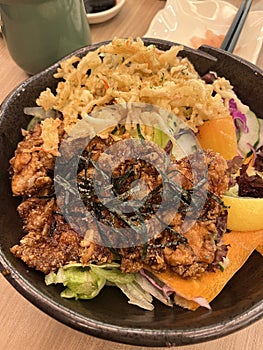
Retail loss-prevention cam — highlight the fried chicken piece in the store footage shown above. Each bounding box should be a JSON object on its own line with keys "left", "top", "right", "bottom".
{"left": 17, "top": 197, "right": 55, "bottom": 235}
{"left": 11, "top": 230, "right": 81, "bottom": 274}
{"left": 170, "top": 149, "right": 229, "bottom": 196}
{"left": 11, "top": 211, "right": 81, "bottom": 274}
{"left": 9, "top": 124, "right": 55, "bottom": 196}
{"left": 11, "top": 197, "right": 114, "bottom": 273}
{"left": 11, "top": 197, "right": 81, "bottom": 273}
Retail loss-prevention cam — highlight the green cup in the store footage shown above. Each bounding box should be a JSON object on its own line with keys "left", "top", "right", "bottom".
{"left": 0, "top": 0, "right": 91, "bottom": 75}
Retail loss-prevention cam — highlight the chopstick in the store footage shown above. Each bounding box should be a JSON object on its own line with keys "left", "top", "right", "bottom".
{"left": 220, "top": 0, "right": 253, "bottom": 53}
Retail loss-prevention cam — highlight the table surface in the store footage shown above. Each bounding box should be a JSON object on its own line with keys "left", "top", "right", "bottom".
{"left": 0, "top": 1, "right": 263, "bottom": 349}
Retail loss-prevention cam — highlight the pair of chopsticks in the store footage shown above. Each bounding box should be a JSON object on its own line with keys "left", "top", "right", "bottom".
{"left": 220, "top": 0, "right": 253, "bottom": 53}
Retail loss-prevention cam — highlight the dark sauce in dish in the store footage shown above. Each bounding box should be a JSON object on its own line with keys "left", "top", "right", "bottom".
{"left": 84, "top": 0, "right": 116, "bottom": 14}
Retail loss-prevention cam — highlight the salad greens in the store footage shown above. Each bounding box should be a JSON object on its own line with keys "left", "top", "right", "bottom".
{"left": 45, "top": 263, "right": 173, "bottom": 310}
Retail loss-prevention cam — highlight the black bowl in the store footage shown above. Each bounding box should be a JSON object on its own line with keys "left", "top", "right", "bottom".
{"left": 1, "top": 39, "right": 263, "bottom": 347}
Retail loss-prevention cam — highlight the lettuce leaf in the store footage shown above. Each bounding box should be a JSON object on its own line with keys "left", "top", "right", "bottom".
{"left": 45, "top": 263, "right": 176, "bottom": 310}
{"left": 45, "top": 263, "right": 106, "bottom": 300}
{"left": 45, "top": 263, "right": 155, "bottom": 309}
{"left": 115, "top": 280, "right": 154, "bottom": 311}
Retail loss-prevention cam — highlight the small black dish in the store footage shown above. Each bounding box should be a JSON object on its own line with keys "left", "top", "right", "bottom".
{"left": 84, "top": 0, "right": 116, "bottom": 14}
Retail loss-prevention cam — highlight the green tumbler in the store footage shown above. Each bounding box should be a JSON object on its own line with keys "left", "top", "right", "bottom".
{"left": 0, "top": 0, "right": 91, "bottom": 75}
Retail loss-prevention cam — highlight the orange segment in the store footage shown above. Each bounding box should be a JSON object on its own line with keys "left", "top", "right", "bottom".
{"left": 222, "top": 195, "right": 263, "bottom": 231}
{"left": 197, "top": 116, "right": 238, "bottom": 160}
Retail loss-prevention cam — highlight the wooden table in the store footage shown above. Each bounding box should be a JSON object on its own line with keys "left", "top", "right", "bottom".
{"left": 0, "top": 1, "right": 263, "bottom": 349}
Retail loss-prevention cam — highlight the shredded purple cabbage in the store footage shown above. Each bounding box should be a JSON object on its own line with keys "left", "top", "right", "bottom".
{"left": 140, "top": 269, "right": 174, "bottom": 297}
{"left": 229, "top": 98, "right": 248, "bottom": 133}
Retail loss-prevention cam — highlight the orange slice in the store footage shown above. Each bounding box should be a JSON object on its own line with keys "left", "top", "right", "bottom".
{"left": 197, "top": 116, "right": 238, "bottom": 160}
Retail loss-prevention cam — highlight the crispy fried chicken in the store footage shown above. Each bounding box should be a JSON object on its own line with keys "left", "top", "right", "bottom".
{"left": 10, "top": 128, "right": 229, "bottom": 278}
